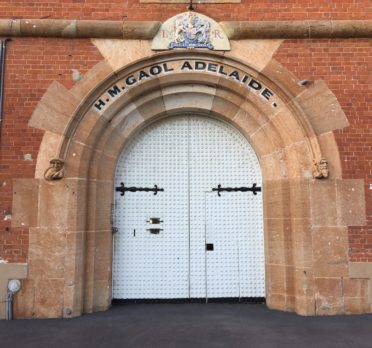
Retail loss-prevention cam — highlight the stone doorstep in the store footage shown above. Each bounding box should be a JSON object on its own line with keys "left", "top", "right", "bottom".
{"left": 0, "top": 263, "right": 28, "bottom": 320}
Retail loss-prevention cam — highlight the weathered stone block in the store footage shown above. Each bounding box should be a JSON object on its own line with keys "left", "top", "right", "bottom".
{"left": 349, "top": 262, "right": 372, "bottom": 278}
{"left": 265, "top": 218, "right": 310, "bottom": 268}
{"left": 64, "top": 231, "right": 85, "bottom": 286}
{"left": 260, "top": 58, "right": 304, "bottom": 98}
{"left": 265, "top": 218, "right": 292, "bottom": 242}
{"left": 63, "top": 231, "right": 85, "bottom": 317}
{"left": 34, "top": 278, "right": 64, "bottom": 318}
{"left": 295, "top": 296, "right": 316, "bottom": 316}
{"left": 266, "top": 293, "right": 286, "bottom": 311}
{"left": 294, "top": 268, "right": 315, "bottom": 298}
{"left": 29, "top": 101, "right": 70, "bottom": 135}
{"left": 28, "top": 81, "right": 79, "bottom": 135}
{"left": 211, "top": 95, "right": 241, "bottom": 120}
{"left": 40, "top": 81, "right": 80, "bottom": 117}
{"left": 336, "top": 179, "right": 366, "bottom": 226}
{"left": 315, "top": 278, "right": 344, "bottom": 315}
{"left": 267, "top": 237, "right": 292, "bottom": 266}
{"left": 29, "top": 227, "right": 66, "bottom": 279}
{"left": 283, "top": 141, "right": 313, "bottom": 179}
{"left": 286, "top": 295, "right": 296, "bottom": 311}
{"left": 93, "top": 280, "right": 112, "bottom": 311}
{"left": 343, "top": 278, "right": 369, "bottom": 298}
{"left": 310, "top": 180, "right": 337, "bottom": 227}
{"left": 344, "top": 297, "right": 370, "bottom": 314}
{"left": 92, "top": 39, "right": 154, "bottom": 71}
{"left": 63, "top": 282, "right": 84, "bottom": 318}
{"left": 83, "top": 233, "right": 96, "bottom": 313}
{"left": 225, "top": 40, "right": 283, "bottom": 73}
{"left": 294, "top": 80, "right": 349, "bottom": 135}
{"left": 213, "top": 75, "right": 250, "bottom": 99}
{"left": 263, "top": 180, "right": 290, "bottom": 219}
{"left": 293, "top": 241, "right": 313, "bottom": 269}
{"left": 289, "top": 180, "right": 311, "bottom": 218}
{"left": 291, "top": 219, "right": 313, "bottom": 268}
{"left": 164, "top": 89, "right": 214, "bottom": 114}
{"left": 65, "top": 140, "right": 94, "bottom": 179}
{"left": 38, "top": 181, "right": 69, "bottom": 228}
{"left": 71, "top": 61, "right": 114, "bottom": 99}
{"left": 160, "top": 70, "right": 220, "bottom": 88}
{"left": 251, "top": 124, "right": 282, "bottom": 155}
{"left": 12, "top": 179, "right": 40, "bottom": 228}
{"left": 87, "top": 148, "right": 115, "bottom": 181}
{"left": 65, "top": 179, "right": 88, "bottom": 231}
{"left": 233, "top": 105, "right": 266, "bottom": 138}
{"left": 291, "top": 218, "right": 312, "bottom": 244}
{"left": 260, "top": 152, "right": 284, "bottom": 181}
{"left": 72, "top": 108, "right": 108, "bottom": 147}
{"left": 216, "top": 83, "right": 245, "bottom": 106}
{"left": 312, "top": 227, "right": 348, "bottom": 277}
{"left": 93, "top": 231, "right": 113, "bottom": 282}
{"left": 267, "top": 265, "right": 287, "bottom": 293}
{"left": 270, "top": 108, "right": 306, "bottom": 146}
{"left": 135, "top": 90, "right": 165, "bottom": 120}
{"left": 86, "top": 181, "right": 113, "bottom": 231}
{"left": 99, "top": 128, "right": 126, "bottom": 159}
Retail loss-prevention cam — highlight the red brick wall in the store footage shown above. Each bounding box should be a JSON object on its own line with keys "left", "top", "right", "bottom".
{"left": 273, "top": 39, "right": 372, "bottom": 262}
{"left": 0, "top": 1, "right": 371, "bottom": 262}
{"left": 0, "top": 38, "right": 103, "bottom": 262}
{"left": 0, "top": 0, "right": 371, "bottom": 21}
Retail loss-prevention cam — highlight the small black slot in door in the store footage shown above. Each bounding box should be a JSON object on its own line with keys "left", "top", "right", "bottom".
{"left": 206, "top": 243, "right": 214, "bottom": 251}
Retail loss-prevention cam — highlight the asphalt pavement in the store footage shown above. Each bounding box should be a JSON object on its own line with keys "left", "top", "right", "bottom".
{"left": 1, "top": 303, "right": 372, "bottom": 348}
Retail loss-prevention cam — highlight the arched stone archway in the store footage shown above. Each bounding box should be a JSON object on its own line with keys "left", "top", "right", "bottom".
{"left": 12, "top": 42, "right": 367, "bottom": 318}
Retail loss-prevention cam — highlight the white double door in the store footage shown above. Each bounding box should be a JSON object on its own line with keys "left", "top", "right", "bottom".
{"left": 113, "top": 116, "right": 264, "bottom": 300}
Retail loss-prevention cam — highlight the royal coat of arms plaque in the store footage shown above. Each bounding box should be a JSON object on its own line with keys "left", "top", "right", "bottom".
{"left": 169, "top": 12, "right": 213, "bottom": 49}
{"left": 152, "top": 12, "right": 230, "bottom": 51}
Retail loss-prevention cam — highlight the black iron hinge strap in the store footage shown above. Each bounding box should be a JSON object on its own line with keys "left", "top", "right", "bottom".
{"left": 212, "top": 183, "right": 261, "bottom": 196}
{"left": 115, "top": 182, "right": 164, "bottom": 196}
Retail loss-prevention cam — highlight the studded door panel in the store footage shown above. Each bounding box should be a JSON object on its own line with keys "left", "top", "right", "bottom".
{"left": 113, "top": 118, "right": 189, "bottom": 299}
{"left": 188, "top": 117, "right": 264, "bottom": 298}
{"left": 113, "top": 116, "right": 264, "bottom": 299}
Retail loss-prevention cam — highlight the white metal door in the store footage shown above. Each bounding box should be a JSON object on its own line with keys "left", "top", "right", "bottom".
{"left": 205, "top": 192, "right": 240, "bottom": 298}
{"left": 113, "top": 118, "right": 189, "bottom": 299}
{"left": 205, "top": 191, "right": 265, "bottom": 298}
{"left": 113, "top": 116, "right": 264, "bottom": 299}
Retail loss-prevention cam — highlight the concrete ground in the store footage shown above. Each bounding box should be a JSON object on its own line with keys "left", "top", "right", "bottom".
{"left": 1, "top": 303, "right": 372, "bottom": 348}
